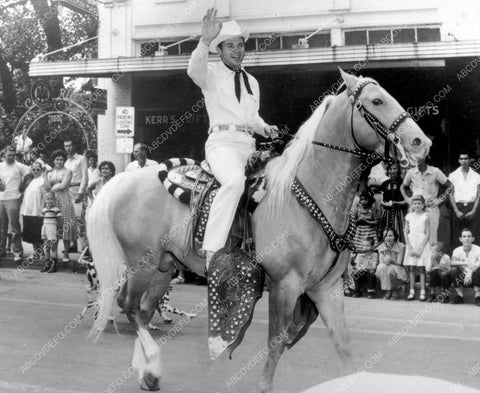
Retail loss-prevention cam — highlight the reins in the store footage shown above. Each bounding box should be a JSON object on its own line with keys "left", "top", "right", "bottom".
{"left": 292, "top": 78, "right": 411, "bottom": 283}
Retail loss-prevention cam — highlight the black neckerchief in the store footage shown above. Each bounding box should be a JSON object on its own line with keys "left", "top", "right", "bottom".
{"left": 224, "top": 63, "right": 253, "bottom": 102}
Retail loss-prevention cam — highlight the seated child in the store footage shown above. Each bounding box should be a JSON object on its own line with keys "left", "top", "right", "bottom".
{"left": 40, "top": 192, "right": 62, "bottom": 274}
{"left": 352, "top": 237, "right": 379, "bottom": 298}
{"left": 427, "top": 242, "right": 451, "bottom": 303}
{"left": 450, "top": 228, "right": 480, "bottom": 305}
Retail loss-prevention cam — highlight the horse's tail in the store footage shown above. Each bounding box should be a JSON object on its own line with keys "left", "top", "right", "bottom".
{"left": 87, "top": 178, "right": 127, "bottom": 338}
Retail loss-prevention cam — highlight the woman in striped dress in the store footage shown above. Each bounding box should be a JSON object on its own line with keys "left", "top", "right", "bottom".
{"left": 43, "top": 149, "right": 77, "bottom": 264}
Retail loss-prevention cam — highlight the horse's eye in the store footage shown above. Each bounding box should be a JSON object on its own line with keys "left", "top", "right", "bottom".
{"left": 372, "top": 98, "right": 383, "bottom": 106}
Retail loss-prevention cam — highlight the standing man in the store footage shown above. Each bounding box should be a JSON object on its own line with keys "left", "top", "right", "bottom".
{"left": 400, "top": 157, "right": 453, "bottom": 244}
{"left": 187, "top": 8, "right": 278, "bottom": 268}
{"left": 0, "top": 146, "right": 30, "bottom": 262}
{"left": 125, "top": 143, "right": 158, "bottom": 171}
{"left": 448, "top": 152, "right": 480, "bottom": 241}
{"left": 64, "top": 137, "right": 88, "bottom": 255}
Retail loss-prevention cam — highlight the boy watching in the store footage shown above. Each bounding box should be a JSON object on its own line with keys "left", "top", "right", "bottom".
{"left": 450, "top": 228, "right": 480, "bottom": 305}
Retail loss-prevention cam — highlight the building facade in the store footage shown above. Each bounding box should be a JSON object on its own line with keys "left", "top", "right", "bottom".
{"left": 29, "top": 0, "right": 480, "bottom": 247}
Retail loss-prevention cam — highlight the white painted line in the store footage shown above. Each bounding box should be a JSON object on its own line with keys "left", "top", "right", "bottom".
{"left": 0, "top": 380, "right": 93, "bottom": 393}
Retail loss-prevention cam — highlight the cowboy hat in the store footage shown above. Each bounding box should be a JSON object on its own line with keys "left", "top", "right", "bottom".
{"left": 209, "top": 20, "right": 249, "bottom": 54}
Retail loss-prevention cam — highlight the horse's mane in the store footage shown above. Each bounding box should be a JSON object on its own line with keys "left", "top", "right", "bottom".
{"left": 264, "top": 95, "right": 335, "bottom": 215}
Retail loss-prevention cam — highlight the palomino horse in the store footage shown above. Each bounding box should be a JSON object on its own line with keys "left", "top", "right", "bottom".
{"left": 88, "top": 69, "right": 431, "bottom": 392}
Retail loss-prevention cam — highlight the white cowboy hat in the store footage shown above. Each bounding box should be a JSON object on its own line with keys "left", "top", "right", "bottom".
{"left": 209, "top": 20, "right": 249, "bottom": 54}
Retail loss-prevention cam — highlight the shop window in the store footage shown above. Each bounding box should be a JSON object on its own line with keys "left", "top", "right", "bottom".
{"left": 160, "top": 42, "right": 180, "bottom": 55}
{"left": 257, "top": 36, "right": 280, "bottom": 51}
{"left": 393, "top": 28, "right": 415, "bottom": 44}
{"left": 309, "top": 33, "right": 331, "bottom": 48}
{"left": 140, "top": 41, "right": 159, "bottom": 57}
{"left": 369, "top": 30, "right": 392, "bottom": 45}
{"left": 345, "top": 30, "right": 367, "bottom": 45}
{"left": 282, "top": 35, "right": 306, "bottom": 49}
{"left": 417, "top": 28, "right": 441, "bottom": 42}
{"left": 180, "top": 40, "right": 199, "bottom": 55}
{"left": 244, "top": 38, "right": 257, "bottom": 52}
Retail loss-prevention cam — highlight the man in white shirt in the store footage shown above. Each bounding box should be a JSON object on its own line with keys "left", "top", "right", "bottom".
{"left": 0, "top": 146, "right": 30, "bottom": 261}
{"left": 64, "top": 138, "right": 88, "bottom": 254}
{"left": 400, "top": 157, "right": 453, "bottom": 243}
{"left": 450, "top": 228, "right": 480, "bottom": 305}
{"left": 125, "top": 143, "right": 158, "bottom": 171}
{"left": 187, "top": 8, "right": 277, "bottom": 268}
{"left": 448, "top": 152, "right": 480, "bottom": 241}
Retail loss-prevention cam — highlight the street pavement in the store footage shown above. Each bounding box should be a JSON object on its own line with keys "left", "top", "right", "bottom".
{"left": 0, "top": 252, "right": 479, "bottom": 393}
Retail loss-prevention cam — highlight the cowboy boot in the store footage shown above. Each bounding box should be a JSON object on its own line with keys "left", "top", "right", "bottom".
{"left": 40, "top": 259, "right": 51, "bottom": 273}
{"left": 47, "top": 259, "right": 57, "bottom": 273}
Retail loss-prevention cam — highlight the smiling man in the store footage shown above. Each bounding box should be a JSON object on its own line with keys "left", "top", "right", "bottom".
{"left": 187, "top": 8, "right": 278, "bottom": 269}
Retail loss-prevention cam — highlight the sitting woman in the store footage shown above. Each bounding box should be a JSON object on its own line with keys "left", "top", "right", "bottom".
{"left": 375, "top": 228, "right": 408, "bottom": 300}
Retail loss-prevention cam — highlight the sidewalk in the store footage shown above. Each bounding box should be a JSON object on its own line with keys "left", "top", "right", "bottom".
{"left": 0, "top": 241, "right": 86, "bottom": 274}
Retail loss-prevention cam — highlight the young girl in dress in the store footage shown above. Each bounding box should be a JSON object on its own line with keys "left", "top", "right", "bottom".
{"left": 352, "top": 191, "right": 380, "bottom": 250}
{"left": 403, "top": 194, "right": 431, "bottom": 301}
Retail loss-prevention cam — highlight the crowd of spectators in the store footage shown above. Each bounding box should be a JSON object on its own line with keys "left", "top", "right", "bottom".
{"left": 0, "top": 138, "right": 115, "bottom": 274}
{"left": 346, "top": 152, "right": 480, "bottom": 306}
{"left": 2, "top": 136, "right": 480, "bottom": 302}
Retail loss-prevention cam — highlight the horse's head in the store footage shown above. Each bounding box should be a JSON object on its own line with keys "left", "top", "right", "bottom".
{"left": 340, "top": 68, "right": 431, "bottom": 167}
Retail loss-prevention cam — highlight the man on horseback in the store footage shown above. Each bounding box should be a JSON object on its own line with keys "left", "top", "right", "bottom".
{"left": 187, "top": 8, "right": 278, "bottom": 269}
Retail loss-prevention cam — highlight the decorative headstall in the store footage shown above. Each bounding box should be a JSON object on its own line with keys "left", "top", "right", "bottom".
{"left": 292, "top": 78, "right": 411, "bottom": 283}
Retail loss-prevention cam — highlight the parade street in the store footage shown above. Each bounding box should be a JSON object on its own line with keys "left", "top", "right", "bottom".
{"left": 0, "top": 259, "right": 479, "bottom": 393}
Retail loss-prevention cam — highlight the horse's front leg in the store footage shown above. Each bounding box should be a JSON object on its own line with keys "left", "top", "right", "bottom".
{"left": 259, "top": 275, "right": 301, "bottom": 393}
{"left": 307, "top": 269, "right": 354, "bottom": 374}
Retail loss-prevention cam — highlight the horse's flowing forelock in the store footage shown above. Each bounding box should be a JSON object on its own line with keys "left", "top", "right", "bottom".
{"left": 265, "top": 95, "right": 335, "bottom": 214}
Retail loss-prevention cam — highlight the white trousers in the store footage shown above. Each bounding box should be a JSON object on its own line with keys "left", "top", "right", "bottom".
{"left": 203, "top": 130, "right": 255, "bottom": 252}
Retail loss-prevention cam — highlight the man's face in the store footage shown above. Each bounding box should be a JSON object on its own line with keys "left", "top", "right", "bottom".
{"left": 458, "top": 154, "right": 470, "bottom": 168}
{"left": 5, "top": 150, "right": 15, "bottom": 164}
{"left": 459, "top": 231, "right": 474, "bottom": 246}
{"left": 218, "top": 37, "right": 245, "bottom": 70}
{"left": 133, "top": 146, "right": 147, "bottom": 162}
{"left": 64, "top": 141, "right": 74, "bottom": 155}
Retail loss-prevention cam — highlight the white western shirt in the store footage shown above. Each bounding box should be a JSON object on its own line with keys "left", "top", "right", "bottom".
{"left": 65, "top": 153, "right": 87, "bottom": 193}
{"left": 452, "top": 244, "right": 480, "bottom": 273}
{"left": 125, "top": 159, "right": 159, "bottom": 172}
{"left": 187, "top": 41, "right": 268, "bottom": 135}
{"left": 448, "top": 167, "right": 480, "bottom": 204}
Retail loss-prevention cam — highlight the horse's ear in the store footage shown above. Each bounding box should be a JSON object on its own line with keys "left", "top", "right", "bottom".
{"left": 339, "top": 68, "right": 358, "bottom": 94}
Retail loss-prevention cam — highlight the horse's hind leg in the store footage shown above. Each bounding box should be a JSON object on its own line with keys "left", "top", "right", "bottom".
{"left": 124, "top": 255, "right": 166, "bottom": 391}
{"left": 259, "top": 275, "right": 302, "bottom": 393}
{"left": 307, "top": 274, "right": 354, "bottom": 374}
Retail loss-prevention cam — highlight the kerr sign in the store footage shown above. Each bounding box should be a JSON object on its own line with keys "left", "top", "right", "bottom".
{"left": 115, "top": 106, "right": 135, "bottom": 137}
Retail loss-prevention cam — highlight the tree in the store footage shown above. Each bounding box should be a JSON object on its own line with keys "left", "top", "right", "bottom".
{"left": 0, "top": 0, "right": 97, "bottom": 148}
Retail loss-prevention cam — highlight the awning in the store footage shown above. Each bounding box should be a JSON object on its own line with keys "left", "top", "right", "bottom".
{"left": 29, "top": 40, "right": 480, "bottom": 78}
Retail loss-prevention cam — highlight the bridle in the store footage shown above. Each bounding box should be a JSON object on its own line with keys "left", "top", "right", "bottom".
{"left": 312, "top": 79, "right": 411, "bottom": 164}
{"left": 292, "top": 79, "right": 412, "bottom": 283}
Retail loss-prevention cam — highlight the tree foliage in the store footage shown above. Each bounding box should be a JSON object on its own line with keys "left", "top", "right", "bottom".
{"left": 0, "top": 0, "right": 98, "bottom": 148}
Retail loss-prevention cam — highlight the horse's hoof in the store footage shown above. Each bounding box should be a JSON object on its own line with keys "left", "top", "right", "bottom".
{"left": 208, "top": 336, "right": 228, "bottom": 360}
{"left": 140, "top": 372, "right": 160, "bottom": 391}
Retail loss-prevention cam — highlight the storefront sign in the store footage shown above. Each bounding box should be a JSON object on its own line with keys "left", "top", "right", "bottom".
{"left": 115, "top": 106, "right": 135, "bottom": 137}
{"left": 142, "top": 113, "right": 208, "bottom": 126}
{"left": 116, "top": 137, "right": 134, "bottom": 154}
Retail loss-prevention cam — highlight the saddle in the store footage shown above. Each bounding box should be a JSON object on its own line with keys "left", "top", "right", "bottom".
{"left": 157, "top": 149, "right": 274, "bottom": 256}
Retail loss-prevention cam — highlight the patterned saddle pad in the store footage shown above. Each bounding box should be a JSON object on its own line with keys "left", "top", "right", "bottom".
{"left": 157, "top": 155, "right": 269, "bottom": 246}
